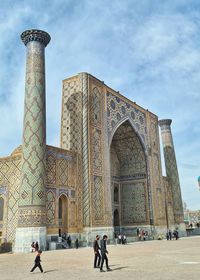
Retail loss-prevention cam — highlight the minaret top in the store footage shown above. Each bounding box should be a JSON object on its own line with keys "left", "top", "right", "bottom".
{"left": 158, "top": 119, "right": 172, "bottom": 127}
{"left": 21, "top": 29, "right": 51, "bottom": 47}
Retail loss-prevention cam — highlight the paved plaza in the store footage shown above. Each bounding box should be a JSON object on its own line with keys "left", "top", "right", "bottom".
{"left": 0, "top": 236, "right": 200, "bottom": 280}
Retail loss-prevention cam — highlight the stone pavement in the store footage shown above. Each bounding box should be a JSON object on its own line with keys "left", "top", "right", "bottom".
{"left": 0, "top": 236, "right": 200, "bottom": 280}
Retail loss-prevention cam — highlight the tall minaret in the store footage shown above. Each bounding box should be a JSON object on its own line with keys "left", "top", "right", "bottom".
{"left": 15, "top": 29, "right": 51, "bottom": 252}
{"left": 158, "top": 119, "right": 184, "bottom": 225}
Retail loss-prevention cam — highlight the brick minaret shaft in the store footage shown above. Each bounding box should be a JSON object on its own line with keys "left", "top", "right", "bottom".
{"left": 158, "top": 119, "right": 184, "bottom": 224}
{"left": 18, "top": 30, "right": 50, "bottom": 227}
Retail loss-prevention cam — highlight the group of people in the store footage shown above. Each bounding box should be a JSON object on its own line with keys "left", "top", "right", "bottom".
{"left": 114, "top": 233, "right": 127, "bottom": 244}
{"left": 137, "top": 228, "right": 149, "bottom": 241}
{"left": 30, "top": 228, "right": 181, "bottom": 274}
{"left": 93, "top": 235, "right": 112, "bottom": 272}
{"left": 166, "top": 229, "right": 179, "bottom": 240}
{"left": 62, "top": 233, "right": 79, "bottom": 249}
{"left": 188, "top": 222, "right": 200, "bottom": 228}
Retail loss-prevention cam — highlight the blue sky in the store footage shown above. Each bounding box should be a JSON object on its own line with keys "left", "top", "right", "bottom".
{"left": 0, "top": 0, "right": 199, "bottom": 209}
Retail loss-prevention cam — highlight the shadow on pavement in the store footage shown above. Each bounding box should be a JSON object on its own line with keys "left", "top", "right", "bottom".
{"left": 111, "top": 266, "right": 129, "bottom": 271}
{"left": 44, "top": 269, "right": 59, "bottom": 273}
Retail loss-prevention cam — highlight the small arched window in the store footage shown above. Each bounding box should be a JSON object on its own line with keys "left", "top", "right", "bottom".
{"left": 114, "top": 187, "right": 119, "bottom": 203}
{"left": 0, "top": 197, "right": 4, "bottom": 221}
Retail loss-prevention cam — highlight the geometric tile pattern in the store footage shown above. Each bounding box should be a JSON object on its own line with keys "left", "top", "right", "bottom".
{"left": 93, "top": 176, "right": 104, "bottom": 222}
{"left": 19, "top": 39, "right": 47, "bottom": 221}
{"left": 163, "top": 177, "right": 175, "bottom": 226}
{"left": 90, "top": 84, "right": 105, "bottom": 225}
{"left": 91, "top": 85, "right": 103, "bottom": 174}
{"left": 46, "top": 153, "right": 56, "bottom": 185}
{"left": 76, "top": 155, "right": 83, "bottom": 228}
{"left": 69, "top": 201, "right": 76, "bottom": 227}
{"left": 0, "top": 157, "right": 21, "bottom": 241}
{"left": 92, "top": 129, "right": 102, "bottom": 173}
{"left": 164, "top": 145, "right": 184, "bottom": 223}
{"left": 61, "top": 74, "right": 86, "bottom": 227}
{"left": 46, "top": 147, "right": 75, "bottom": 188}
{"left": 91, "top": 87, "right": 101, "bottom": 127}
{"left": 46, "top": 191, "right": 55, "bottom": 224}
{"left": 152, "top": 152, "right": 166, "bottom": 223}
{"left": 0, "top": 142, "right": 81, "bottom": 241}
{"left": 18, "top": 207, "right": 46, "bottom": 227}
{"left": 106, "top": 91, "right": 147, "bottom": 147}
{"left": 61, "top": 78, "right": 82, "bottom": 153}
{"left": 57, "top": 158, "right": 68, "bottom": 186}
{"left": 159, "top": 120, "right": 184, "bottom": 224}
{"left": 80, "top": 73, "right": 90, "bottom": 227}
{"left": 121, "top": 182, "right": 147, "bottom": 224}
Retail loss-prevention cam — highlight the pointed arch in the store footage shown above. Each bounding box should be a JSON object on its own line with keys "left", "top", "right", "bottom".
{"left": 110, "top": 120, "right": 149, "bottom": 227}
{"left": 109, "top": 117, "right": 148, "bottom": 157}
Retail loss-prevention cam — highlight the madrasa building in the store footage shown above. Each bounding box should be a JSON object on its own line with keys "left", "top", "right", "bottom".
{"left": 0, "top": 29, "right": 186, "bottom": 252}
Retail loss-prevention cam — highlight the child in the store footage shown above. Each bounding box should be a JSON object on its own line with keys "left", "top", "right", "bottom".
{"left": 30, "top": 250, "right": 44, "bottom": 273}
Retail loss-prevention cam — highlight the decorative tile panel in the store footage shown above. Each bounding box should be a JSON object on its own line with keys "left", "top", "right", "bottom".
{"left": 121, "top": 182, "right": 147, "bottom": 224}
{"left": 93, "top": 176, "right": 104, "bottom": 222}
{"left": 106, "top": 92, "right": 147, "bottom": 146}
{"left": 46, "top": 191, "right": 55, "bottom": 224}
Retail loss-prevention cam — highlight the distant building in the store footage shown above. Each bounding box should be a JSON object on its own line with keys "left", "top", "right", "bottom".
{"left": 184, "top": 208, "right": 200, "bottom": 227}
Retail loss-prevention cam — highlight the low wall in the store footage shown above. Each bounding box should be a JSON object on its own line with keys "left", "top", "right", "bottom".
{"left": 186, "top": 228, "right": 200, "bottom": 236}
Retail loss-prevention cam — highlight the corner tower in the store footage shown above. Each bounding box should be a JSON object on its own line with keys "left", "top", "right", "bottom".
{"left": 158, "top": 119, "right": 184, "bottom": 228}
{"left": 15, "top": 29, "right": 50, "bottom": 252}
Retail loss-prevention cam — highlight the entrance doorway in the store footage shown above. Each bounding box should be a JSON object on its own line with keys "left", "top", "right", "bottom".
{"left": 58, "top": 195, "right": 68, "bottom": 234}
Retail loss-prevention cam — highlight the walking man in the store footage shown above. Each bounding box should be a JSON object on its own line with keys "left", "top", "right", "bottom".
{"left": 93, "top": 235, "right": 101, "bottom": 268}
{"left": 100, "top": 235, "right": 112, "bottom": 272}
{"left": 30, "top": 250, "right": 44, "bottom": 273}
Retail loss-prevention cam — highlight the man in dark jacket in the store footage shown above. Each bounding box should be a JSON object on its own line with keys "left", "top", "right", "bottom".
{"left": 93, "top": 235, "right": 101, "bottom": 268}
{"left": 30, "top": 250, "right": 44, "bottom": 273}
{"left": 100, "top": 235, "right": 112, "bottom": 272}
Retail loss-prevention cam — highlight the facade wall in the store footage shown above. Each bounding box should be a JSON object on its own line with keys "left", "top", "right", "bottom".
{"left": 60, "top": 73, "right": 169, "bottom": 234}
{"left": 45, "top": 146, "right": 82, "bottom": 235}
{"left": 0, "top": 153, "right": 21, "bottom": 243}
{"left": 0, "top": 146, "right": 82, "bottom": 244}
{"left": 0, "top": 72, "right": 185, "bottom": 246}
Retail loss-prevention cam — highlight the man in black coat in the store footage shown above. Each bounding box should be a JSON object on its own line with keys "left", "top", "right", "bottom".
{"left": 100, "top": 235, "right": 112, "bottom": 272}
{"left": 93, "top": 235, "right": 101, "bottom": 268}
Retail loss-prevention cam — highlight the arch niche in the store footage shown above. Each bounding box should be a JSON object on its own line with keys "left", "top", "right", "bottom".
{"left": 58, "top": 194, "right": 68, "bottom": 234}
{"left": 110, "top": 120, "right": 149, "bottom": 231}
